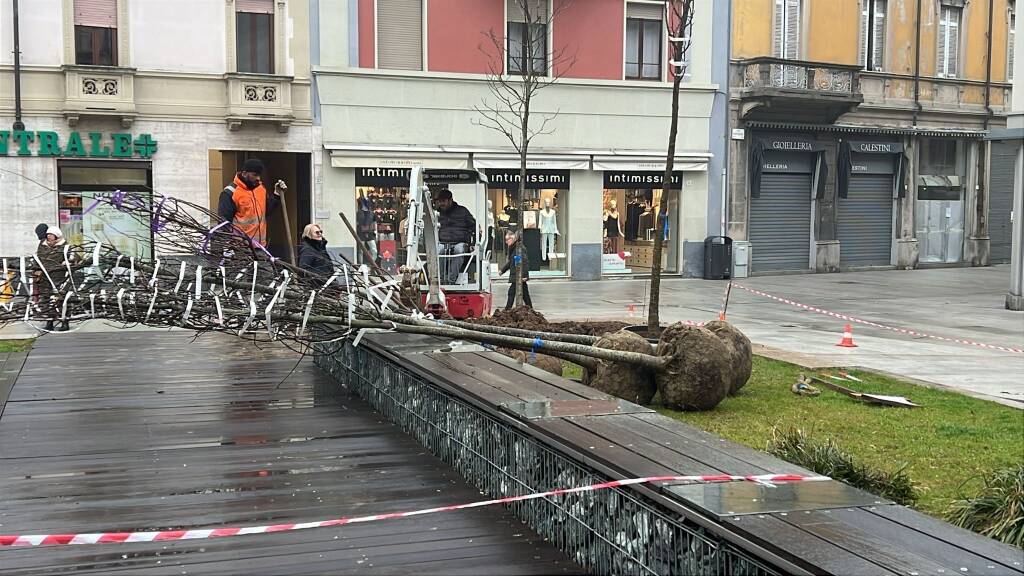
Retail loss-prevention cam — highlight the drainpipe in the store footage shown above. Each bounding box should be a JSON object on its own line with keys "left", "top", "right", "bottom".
{"left": 866, "top": 0, "right": 876, "bottom": 70}
{"left": 12, "top": 0, "right": 25, "bottom": 131}
{"left": 983, "top": 0, "right": 995, "bottom": 131}
{"left": 912, "top": 0, "right": 923, "bottom": 127}
{"left": 977, "top": 0, "right": 996, "bottom": 247}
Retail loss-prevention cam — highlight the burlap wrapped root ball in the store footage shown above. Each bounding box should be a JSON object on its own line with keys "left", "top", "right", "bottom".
{"left": 703, "top": 320, "right": 753, "bottom": 394}
{"left": 655, "top": 323, "right": 731, "bottom": 411}
{"left": 498, "top": 348, "right": 563, "bottom": 376}
{"left": 582, "top": 330, "right": 656, "bottom": 405}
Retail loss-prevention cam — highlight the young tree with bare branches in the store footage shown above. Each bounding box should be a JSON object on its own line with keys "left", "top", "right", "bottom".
{"left": 648, "top": 0, "right": 695, "bottom": 335}
{"left": 475, "top": 0, "right": 574, "bottom": 308}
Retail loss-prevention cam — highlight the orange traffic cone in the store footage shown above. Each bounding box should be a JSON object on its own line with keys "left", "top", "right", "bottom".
{"left": 718, "top": 312, "right": 726, "bottom": 321}
{"left": 836, "top": 324, "right": 858, "bottom": 348}
{"left": 627, "top": 303, "right": 636, "bottom": 318}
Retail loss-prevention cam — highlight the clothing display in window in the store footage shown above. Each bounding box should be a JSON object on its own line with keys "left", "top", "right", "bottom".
{"left": 538, "top": 201, "right": 559, "bottom": 260}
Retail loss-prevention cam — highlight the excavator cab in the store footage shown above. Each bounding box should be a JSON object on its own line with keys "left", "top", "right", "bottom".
{"left": 403, "top": 167, "right": 493, "bottom": 319}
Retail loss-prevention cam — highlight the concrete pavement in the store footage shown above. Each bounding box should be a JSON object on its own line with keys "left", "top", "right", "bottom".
{"left": 512, "top": 265, "right": 1024, "bottom": 408}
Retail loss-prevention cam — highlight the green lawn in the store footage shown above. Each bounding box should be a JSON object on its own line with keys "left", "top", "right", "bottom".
{"left": 654, "top": 355, "right": 1024, "bottom": 517}
{"left": 0, "top": 339, "right": 33, "bottom": 353}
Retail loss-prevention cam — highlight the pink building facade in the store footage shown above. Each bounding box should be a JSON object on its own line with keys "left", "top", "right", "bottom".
{"left": 316, "top": 0, "right": 720, "bottom": 281}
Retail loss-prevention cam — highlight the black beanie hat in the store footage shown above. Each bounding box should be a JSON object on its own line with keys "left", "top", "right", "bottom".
{"left": 35, "top": 223, "right": 49, "bottom": 240}
{"left": 241, "top": 158, "right": 264, "bottom": 175}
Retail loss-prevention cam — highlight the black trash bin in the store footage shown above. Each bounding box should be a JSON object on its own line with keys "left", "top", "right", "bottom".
{"left": 703, "top": 236, "right": 732, "bottom": 280}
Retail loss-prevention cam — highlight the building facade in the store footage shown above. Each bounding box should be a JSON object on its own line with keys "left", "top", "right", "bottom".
{"left": 312, "top": 0, "right": 729, "bottom": 280}
{"left": 728, "top": 0, "right": 1015, "bottom": 275}
{"left": 1, "top": 0, "right": 316, "bottom": 260}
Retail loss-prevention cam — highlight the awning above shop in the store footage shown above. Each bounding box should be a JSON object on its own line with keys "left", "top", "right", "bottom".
{"left": 327, "top": 145, "right": 470, "bottom": 169}
{"left": 591, "top": 155, "right": 709, "bottom": 172}
{"left": 472, "top": 154, "right": 589, "bottom": 170}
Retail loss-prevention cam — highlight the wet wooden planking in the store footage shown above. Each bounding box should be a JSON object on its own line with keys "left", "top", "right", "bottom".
{"left": 0, "top": 331, "right": 580, "bottom": 575}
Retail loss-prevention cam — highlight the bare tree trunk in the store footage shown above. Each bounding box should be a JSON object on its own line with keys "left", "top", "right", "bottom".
{"left": 513, "top": 9, "right": 532, "bottom": 309}
{"left": 648, "top": 0, "right": 690, "bottom": 335}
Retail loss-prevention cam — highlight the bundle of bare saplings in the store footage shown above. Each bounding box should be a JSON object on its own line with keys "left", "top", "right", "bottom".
{"left": 0, "top": 191, "right": 750, "bottom": 411}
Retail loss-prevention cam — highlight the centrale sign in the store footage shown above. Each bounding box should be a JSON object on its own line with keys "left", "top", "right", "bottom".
{"left": 0, "top": 131, "right": 158, "bottom": 158}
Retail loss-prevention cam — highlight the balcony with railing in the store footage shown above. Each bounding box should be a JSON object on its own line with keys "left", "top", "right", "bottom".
{"left": 732, "top": 57, "right": 864, "bottom": 123}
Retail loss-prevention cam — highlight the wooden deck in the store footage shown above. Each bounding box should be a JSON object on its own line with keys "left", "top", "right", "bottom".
{"left": 360, "top": 332, "right": 1024, "bottom": 576}
{"left": 0, "top": 331, "right": 579, "bottom": 575}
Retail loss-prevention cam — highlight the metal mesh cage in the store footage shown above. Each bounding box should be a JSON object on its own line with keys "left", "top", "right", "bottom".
{"left": 315, "top": 340, "right": 780, "bottom": 576}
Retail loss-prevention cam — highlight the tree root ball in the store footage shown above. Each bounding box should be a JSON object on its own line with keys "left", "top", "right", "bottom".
{"left": 655, "top": 323, "right": 731, "bottom": 411}
{"left": 582, "top": 331, "right": 656, "bottom": 405}
{"left": 703, "top": 320, "right": 753, "bottom": 395}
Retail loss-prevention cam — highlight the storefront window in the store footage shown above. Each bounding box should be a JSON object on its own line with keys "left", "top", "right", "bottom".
{"left": 602, "top": 171, "right": 682, "bottom": 275}
{"left": 354, "top": 168, "right": 411, "bottom": 274}
{"left": 486, "top": 169, "right": 569, "bottom": 277}
{"left": 57, "top": 161, "right": 153, "bottom": 260}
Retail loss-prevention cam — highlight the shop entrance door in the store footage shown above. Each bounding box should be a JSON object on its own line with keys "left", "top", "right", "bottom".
{"left": 209, "top": 151, "right": 311, "bottom": 264}
{"left": 915, "top": 186, "right": 964, "bottom": 263}
{"left": 990, "top": 141, "right": 1018, "bottom": 263}
{"left": 839, "top": 172, "right": 894, "bottom": 267}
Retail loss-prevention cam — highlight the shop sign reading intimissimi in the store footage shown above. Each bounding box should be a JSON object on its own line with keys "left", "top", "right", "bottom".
{"left": 356, "top": 167, "right": 412, "bottom": 187}
{"left": 603, "top": 171, "right": 683, "bottom": 190}
{"left": 0, "top": 130, "right": 158, "bottom": 158}
{"left": 485, "top": 169, "right": 570, "bottom": 189}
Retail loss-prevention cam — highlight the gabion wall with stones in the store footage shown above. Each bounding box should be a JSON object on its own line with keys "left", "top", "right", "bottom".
{"left": 314, "top": 340, "right": 782, "bottom": 576}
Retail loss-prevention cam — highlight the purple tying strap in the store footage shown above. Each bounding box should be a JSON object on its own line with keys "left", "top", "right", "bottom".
{"left": 202, "top": 221, "right": 233, "bottom": 254}
{"left": 150, "top": 195, "right": 169, "bottom": 233}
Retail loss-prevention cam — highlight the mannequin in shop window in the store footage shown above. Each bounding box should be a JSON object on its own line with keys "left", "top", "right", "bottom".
{"left": 356, "top": 197, "right": 378, "bottom": 264}
{"left": 603, "top": 199, "right": 624, "bottom": 253}
{"left": 538, "top": 198, "right": 559, "bottom": 261}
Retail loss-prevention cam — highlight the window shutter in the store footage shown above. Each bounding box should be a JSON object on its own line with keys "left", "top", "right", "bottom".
{"left": 73, "top": 0, "right": 116, "bottom": 28}
{"left": 860, "top": 1, "right": 869, "bottom": 67}
{"left": 1009, "top": 12, "right": 1015, "bottom": 80}
{"left": 507, "top": 0, "right": 548, "bottom": 23}
{"left": 938, "top": 8, "right": 949, "bottom": 77}
{"left": 784, "top": 0, "right": 801, "bottom": 59}
{"left": 872, "top": 0, "right": 886, "bottom": 70}
{"left": 377, "top": 0, "right": 423, "bottom": 71}
{"left": 627, "top": 2, "right": 663, "bottom": 20}
{"left": 947, "top": 7, "right": 960, "bottom": 77}
{"left": 773, "top": 0, "right": 785, "bottom": 57}
{"left": 236, "top": 0, "right": 273, "bottom": 13}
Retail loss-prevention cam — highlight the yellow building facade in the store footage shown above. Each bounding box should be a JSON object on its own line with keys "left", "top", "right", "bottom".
{"left": 728, "top": 0, "right": 1016, "bottom": 273}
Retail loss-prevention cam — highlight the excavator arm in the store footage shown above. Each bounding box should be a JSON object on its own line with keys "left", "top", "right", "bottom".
{"left": 404, "top": 167, "right": 446, "bottom": 315}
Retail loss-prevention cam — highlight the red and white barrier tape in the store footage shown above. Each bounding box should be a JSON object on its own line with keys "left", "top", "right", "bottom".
{"left": 0, "top": 473, "right": 828, "bottom": 548}
{"left": 732, "top": 283, "right": 1023, "bottom": 354}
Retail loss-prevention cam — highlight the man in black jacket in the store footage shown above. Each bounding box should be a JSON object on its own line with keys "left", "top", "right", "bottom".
{"left": 434, "top": 189, "right": 475, "bottom": 284}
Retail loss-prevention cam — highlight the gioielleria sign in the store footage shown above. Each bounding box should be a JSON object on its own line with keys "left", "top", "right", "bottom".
{"left": 0, "top": 130, "right": 158, "bottom": 158}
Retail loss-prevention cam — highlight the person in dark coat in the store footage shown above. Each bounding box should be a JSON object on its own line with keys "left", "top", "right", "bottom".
{"left": 435, "top": 188, "right": 476, "bottom": 284}
{"left": 499, "top": 229, "right": 532, "bottom": 310}
{"left": 35, "top": 227, "right": 71, "bottom": 331}
{"left": 298, "top": 223, "right": 333, "bottom": 276}
{"left": 34, "top": 223, "right": 49, "bottom": 242}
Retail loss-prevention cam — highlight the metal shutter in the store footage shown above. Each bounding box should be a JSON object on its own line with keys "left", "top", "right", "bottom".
{"left": 236, "top": 0, "right": 273, "bottom": 13}
{"left": 74, "top": 0, "right": 116, "bottom": 28}
{"left": 377, "top": 0, "right": 423, "bottom": 70}
{"left": 508, "top": 0, "right": 548, "bottom": 22}
{"left": 627, "top": 2, "right": 663, "bottom": 20}
{"left": 990, "top": 142, "right": 1018, "bottom": 263}
{"left": 750, "top": 173, "right": 812, "bottom": 272}
{"left": 838, "top": 174, "right": 894, "bottom": 266}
